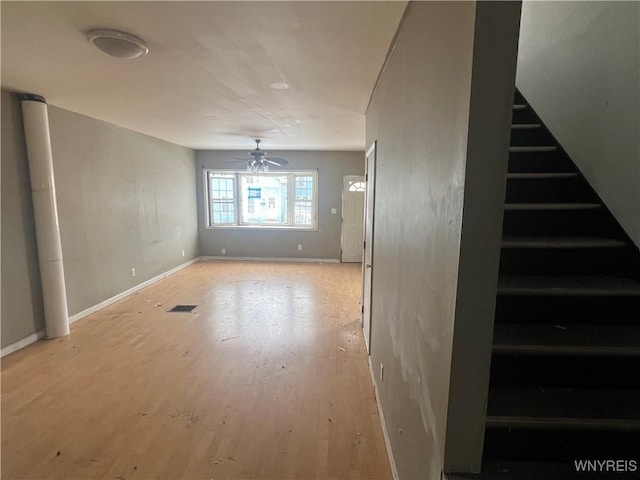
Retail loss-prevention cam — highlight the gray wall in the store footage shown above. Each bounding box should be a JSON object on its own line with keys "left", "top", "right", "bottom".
{"left": 49, "top": 106, "right": 198, "bottom": 316}
{"left": 196, "top": 150, "right": 363, "bottom": 260}
{"left": 1, "top": 90, "right": 198, "bottom": 348}
{"left": 517, "top": 1, "right": 640, "bottom": 246}
{"left": 366, "top": 3, "right": 474, "bottom": 478}
{"left": 1, "top": 90, "right": 45, "bottom": 347}
{"left": 445, "top": 2, "right": 521, "bottom": 473}
{"left": 365, "top": 2, "right": 520, "bottom": 477}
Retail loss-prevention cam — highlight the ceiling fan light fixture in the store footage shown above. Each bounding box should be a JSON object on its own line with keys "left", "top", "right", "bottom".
{"left": 247, "top": 160, "right": 269, "bottom": 173}
{"left": 226, "top": 140, "right": 288, "bottom": 171}
{"left": 87, "top": 29, "right": 148, "bottom": 59}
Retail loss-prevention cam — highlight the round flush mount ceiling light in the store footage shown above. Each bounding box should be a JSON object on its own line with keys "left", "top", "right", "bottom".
{"left": 87, "top": 29, "right": 148, "bottom": 59}
{"left": 269, "top": 82, "right": 290, "bottom": 90}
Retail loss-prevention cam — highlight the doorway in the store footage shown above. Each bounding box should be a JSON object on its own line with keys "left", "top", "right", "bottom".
{"left": 341, "top": 175, "right": 365, "bottom": 263}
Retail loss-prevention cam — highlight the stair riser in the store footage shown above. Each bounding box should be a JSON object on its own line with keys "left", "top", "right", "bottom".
{"left": 505, "top": 178, "right": 597, "bottom": 203}
{"left": 502, "top": 209, "right": 620, "bottom": 237}
{"left": 483, "top": 429, "right": 640, "bottom": 463}
{"left": 489, "top": 355, "right": 640, "bottom": 389}
{"left": 498, "top": 248, "right": 635, "bottom": 276}
{"left": 510, "top": 128, "right": 555, "bottom": 146}
{"left": 495, "top": 296, "right": 640, "bottom": 325}
{"left": 487, "top": 387, "right": 640, "bottom": 419}
{"left": 512, "top": 108, "right": 540, "bottom": 125}
{"left": 508, "top": 152, "right": 575, "bottom": 173}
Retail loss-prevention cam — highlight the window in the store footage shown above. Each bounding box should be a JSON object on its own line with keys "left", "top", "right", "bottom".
{"left": 348, "top": 181, "right": 366, "bottom": 192}
{"left": 204, "top": 170, "right": 318, "bottom": 230}
{"left": 208, "top": 174, "right": 236, "bottom": 225}
{"left": 294, "top": 175, "right": 314, "bottom": 225}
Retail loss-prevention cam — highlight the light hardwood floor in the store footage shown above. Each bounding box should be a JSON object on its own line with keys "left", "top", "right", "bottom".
{"left": 1, "top": 261, "right": 391, "bottom": 480}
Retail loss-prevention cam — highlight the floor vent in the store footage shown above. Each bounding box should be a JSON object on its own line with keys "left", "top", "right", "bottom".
{"left": 168, "top": 305, "right": 197, "bottom": 313}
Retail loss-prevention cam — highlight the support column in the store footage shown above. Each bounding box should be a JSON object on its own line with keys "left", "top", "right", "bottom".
{"left": 20, "top": 94, "right": 70, "bottom": 338}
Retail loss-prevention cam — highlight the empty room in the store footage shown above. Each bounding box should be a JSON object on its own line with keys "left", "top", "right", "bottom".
{"left": 2, "top": 2, "right": 639, "bottom": 480}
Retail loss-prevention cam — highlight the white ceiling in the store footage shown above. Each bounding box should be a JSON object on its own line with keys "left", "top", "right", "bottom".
{"left": 1, "top": 1, "right": 407, "bottom": 151}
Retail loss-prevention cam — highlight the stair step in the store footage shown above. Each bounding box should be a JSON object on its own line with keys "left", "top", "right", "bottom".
{"left": 488, "top": 387, "right": 640, "bottom": 422}
{"left": 506, "top": 172, "right": 578, "bottom": 180}
{"left": 448, "top": 461, "right": 588, "bottom": 480}
{"left": 513, "top": 104, "right": 527, "bottom": 110}
{"left": 497, "top": 276, "right": 640, "bottom": 297}
{"left": 501, "top": 236, "right": 627, "bottom": 249}
{"left": 502, "top": 208, "right": 618, "bottom": 237}
{"left": 509, "top": 146, "right": 557, "bottom": 153}
{"left": 508, "top": 151, "right": 575, "bottom": 174}
{"left": 505, "top": 174, "right": 596, "bottom": 204}
{"left": 483, "top": 428, "right": 640, "bottom": 463}
{"left": 504, "top": 203, "right": 601, "bottom": 211}
{"left": 511, "top": 123, "right": 542, "bottom": 129}
{"left": 492, "top": 324, "right": 640, "bottom": 356}
{"left": 486, "top": 416, "right": 640, "bottom": 432}
{"left": 490, "top": 355, "right": 640, "bottom": 389}
{"left": 495, "top": 295, "right": 640, "bottom": 325}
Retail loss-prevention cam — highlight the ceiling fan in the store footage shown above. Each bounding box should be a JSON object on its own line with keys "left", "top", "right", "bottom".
{"left": 226, "top": 139, "right": 289, "bottom": 172}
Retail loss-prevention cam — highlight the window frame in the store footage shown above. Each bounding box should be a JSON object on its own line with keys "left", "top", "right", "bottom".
{"left": 203, "top": 169, "right": 318, "bottom": 231}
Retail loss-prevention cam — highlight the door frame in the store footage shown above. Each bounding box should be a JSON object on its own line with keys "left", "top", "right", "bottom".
{"left": 361, "top": 141, "right": 377, "bottom": 353}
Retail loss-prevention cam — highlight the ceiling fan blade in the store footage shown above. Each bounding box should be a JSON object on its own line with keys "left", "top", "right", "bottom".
{"left": 266, "top": 157, "right": 289, "bottom": 165}
{"left": 266, "top": 160, "right": 283, "bottom": 166}
{"left": 225, "top": 158, "right": 250, "bottom": 164}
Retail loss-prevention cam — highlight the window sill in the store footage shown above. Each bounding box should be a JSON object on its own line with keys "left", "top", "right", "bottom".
{"left": 205, "top": 225, "right": 318, "bottom": 232}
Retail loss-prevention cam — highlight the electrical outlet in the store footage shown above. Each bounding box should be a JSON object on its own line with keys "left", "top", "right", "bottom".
{"left": 331, "top": 207, "right": 337, "bottom": 214}
{"left": 222, "top": 248, "right": 226, "bottom": 255}
{"left": 298, "top": 244, "right": 303, "bottom": 251}
{"left": 131, "top": 268, "right": 136, "bottom": 277}
{"left": 181, "top": 249, "right": 185, "bottom": 257}
{"left": 380, "top": 362, "right": 384, "bottom": 382}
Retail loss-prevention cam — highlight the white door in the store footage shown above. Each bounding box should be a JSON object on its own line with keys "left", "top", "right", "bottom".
{"left": 361, "top": 142, "right": 376, "bottom": 353}
{"left": 341, "top": 176, "right": 365, "bottom": 262}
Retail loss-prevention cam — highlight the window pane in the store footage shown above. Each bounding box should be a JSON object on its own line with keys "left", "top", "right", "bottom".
{"left": 294, "top": 201, "right": 313, "bottom": 226}
{"left": 210, "top": 174, "right": 235, "bottom": 200}
{"left": 212, "top": 201, "right": 235, "bottom": 224}
{"left": 295, "top": 175, "right": 314, "bottom": 200}
{"left": 348, "top": 181, "right": 366, "bottom": 192}
{"left": 240, "top": 174, "right": 288, "bottom": 224}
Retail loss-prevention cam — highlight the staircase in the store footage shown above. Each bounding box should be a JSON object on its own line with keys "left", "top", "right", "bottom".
{"left": 452, "top": 91, "right": 640, "bottom": 479}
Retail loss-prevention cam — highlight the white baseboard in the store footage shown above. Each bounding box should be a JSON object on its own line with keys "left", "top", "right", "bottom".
{"left": 201, "top": 256, "right": 340, "bottom": 263}
{"left": 1, "top": 258, "right": 200, "bottom": 358}
{"left": 1, "top": 330, "right": 46, "bottom": 358}
{"left": 368, "top": 356, "right": 399, "bottom": 480}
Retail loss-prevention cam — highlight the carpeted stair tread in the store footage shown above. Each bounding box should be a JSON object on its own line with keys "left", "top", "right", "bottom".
{"left": 497, "top": 276, "right": 640, "bottom": 296}
{"left": 487, "top": 387, "right": 640, "bottom": 423}
{"left": 501, "top": 236, "right": 627, "bottom": 249}
{"left": 492, "top": 324, "right": 640, "bottom": 356}
{"left": 504, "top": 202, "right": 601, "bottom": 211}
{"left": 506, "top": 172, "right": 578, "bottom": 179}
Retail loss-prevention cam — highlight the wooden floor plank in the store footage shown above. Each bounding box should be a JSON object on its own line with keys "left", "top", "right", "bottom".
{"left": 1, "top": 261, "right": 391, "bottom": 480}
